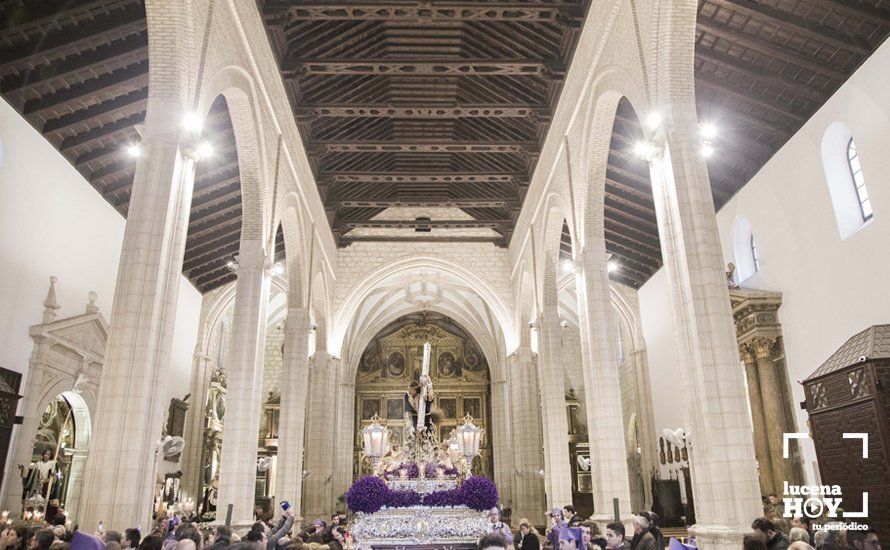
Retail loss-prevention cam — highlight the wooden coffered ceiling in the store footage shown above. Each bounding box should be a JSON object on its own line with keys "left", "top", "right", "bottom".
{"left": 2, "top": 1, "right": 889, "bottom": 291}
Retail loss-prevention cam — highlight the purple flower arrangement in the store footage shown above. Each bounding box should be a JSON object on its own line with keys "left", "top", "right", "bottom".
{"left": 345, "top": 475, "right": 499, "bottom": 514}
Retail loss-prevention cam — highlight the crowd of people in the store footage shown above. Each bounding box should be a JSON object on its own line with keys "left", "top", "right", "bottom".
{"left": 0, "top": 503, "right": 880, "bottom": 550}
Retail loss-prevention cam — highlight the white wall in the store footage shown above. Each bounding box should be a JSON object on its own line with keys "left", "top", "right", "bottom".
{"left": 0, "top": 97, "right": 202, "bottom": 409}
{"left": 639, "top": 38, "right": 890, "bottom": 484}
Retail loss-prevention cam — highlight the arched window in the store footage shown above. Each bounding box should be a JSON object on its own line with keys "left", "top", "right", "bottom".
{"left": 750, "top": 234, "right": 760, "bottom": 273}
{"left": 732, "top": 216, "right": 759, "bottom": 283}
{"left": 822, "top": 122, "right": 874, "bottom": 239}
{"left": 846, "top": 138, "right": 873, "bottom": 222}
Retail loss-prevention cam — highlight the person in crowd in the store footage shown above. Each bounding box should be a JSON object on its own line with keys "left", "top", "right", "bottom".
{"left": 103, "top": 532, "right": 123, "bottom": 546}
{"left": 789, "top": 529, "right": 810, "bottom": 544}
{"left": 138, "top": 536, "right": 163, "bottom": 550}
{"left": 818, "top": 522, "right": 847, "bottom": 549}
{"left": 848, "top": 529, "right": 882, "bottom": 550}
{"left": 766, "top": 495, "right": 784, "bottom": 518}
{"left": 72, "top": 532, "right": 106, "bottom": 550}
{"left": 791, "top": 517, "right": 814, "bottom": 546}
{"left": 477, "top": 533, "right": 507, "bottom": 550}
{"left": 2, "top": 525, "right": 31, "bottom": 550}
{"left": 557, "top": 528, "right": 583, "bottom": 550}
{"left": 580, "top": 521, "right": 605, "bottom": 550}
{"left": 546, "top": 509, "right": 566, "bottom": 549}
{"left": 563, "top": 506, "right": 581, "bottom": 528}
{"left": 787, "top": 543, "right": 814, "bottom": 550}
{"left": 752, "top": 518, "right": 790, "bottom": 550}
{"left": 123, "top": 530, "right": 140, "bottom": 550}
{"left": 330, "top": 514, "right": 343, "bottom": 529}
{"left": 638, "top": 512, "right": 663, "bottom": 549}
{"left": 327, "top": 528, "right": 348, "bottom": 550}
{"left": 812, "top": 530, "right": 828, "bottom": 549}
{"left": 515, "top": 519, "right": 539, "bottom": 550}
{"left": 603, "top": 523, "right": 627, "bottom": 550}
{"left": 299, "top": 522, "right": 327, "bottom": 545}
{"left": 628, "top": 516, "right": 656, "bottom": 550}
{"left": 744, "top": 535, "right": 768, "bottom": 550}
{"left": 266, "top": 509, "right": 294, "bottom": 550}
{"left": 487, "top": 509, "right": 512, "bottom": 546}
{"left": 33, "top": 529, "right": 56, "bottom": 550}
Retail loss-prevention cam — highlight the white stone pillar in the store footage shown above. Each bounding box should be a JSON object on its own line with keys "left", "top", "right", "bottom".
{"left": 489, "top": 373, "right": 512, "bottom": 508}
{"left": 180, "top": 347, "right": 212, "bottom": 504}
{"left": 573, "top": 253, "right": 633, "bottom": 521}
{"left": 332, "top": 375, "right": 356, "bottom": 505}
{"left": 302, "top": 342, "right": 337, "bottom": 520}
{"left": 78, "top": 128, "right": 197, "bottom": 530}
{"left": 274, "top": 307, "right": 311, "bottom": 516}
{"left": 509, "top": 348, "right": 545, "bottom": 525}
{"left": 535, "top": 308, "right": 573, "bottom": 510}
{"left": 216, "top": 240, "right": 272, "bottom": 527}
{"left": 647, "top": 115, "right": 761, "bottom": 547}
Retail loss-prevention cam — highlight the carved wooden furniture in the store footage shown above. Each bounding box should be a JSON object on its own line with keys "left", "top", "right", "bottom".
{"left": 804, "top": 325, "right": 890, "bottom": 533}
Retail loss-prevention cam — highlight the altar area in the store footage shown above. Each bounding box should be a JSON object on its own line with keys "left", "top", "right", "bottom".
{"left": 346, "top": 343, "right": 500, "bottom": 549}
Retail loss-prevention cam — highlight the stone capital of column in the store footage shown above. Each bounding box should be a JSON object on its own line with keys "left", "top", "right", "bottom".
{"left": 739, "top": 344, "right": 756, "bottom": 365}
{"left": 752, "top": 336, "right": 778, "bottom": 360}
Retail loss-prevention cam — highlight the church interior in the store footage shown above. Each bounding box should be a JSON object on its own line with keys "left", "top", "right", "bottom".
{"left": 0, "top": 1, "right": 888, "bottom": 549}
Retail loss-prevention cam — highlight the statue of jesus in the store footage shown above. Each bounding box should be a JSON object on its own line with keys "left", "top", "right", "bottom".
{"left": 405, "top": 376, "right": 435, "bottom": 431}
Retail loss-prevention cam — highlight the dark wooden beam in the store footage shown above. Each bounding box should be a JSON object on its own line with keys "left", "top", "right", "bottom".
{"left": 283, "top": 59, "right": 565, "bottom": 77}
{"left": 710, "top": 0, "right": 872, "bottom": 56}
{"left": 320, "top": 172, "right": 528, "bottom": 184}
{"left": 695, "top": 71, "right": 807, "bottom": 123}
{"left": 1, "top": 32, "right": 147, "bottom": 94}
{"left": 23, "top": 62, "right": 149, "bottom": 116}
{"left": 695, "top": 44, "right": 828, "bottom": 103}
{"left": 60, "top": 112, "right": 145, "bottom": 151}
{"left": 339, "top": 235, "right": 507, "bottom": 245}
{"left": 194, "top": 268, "right": 237, "bottom": 293}
{"left": 696, "top": 17, "right": 847, "bottom": 81}
{"left": 312, "top": 140, "right": 536, "bottom": 154}
{"left": 183, "top": 240, "right": 241, "bottom": 274}
{"left": 266, "top": 2, "right": 582, "bottom": 23}
{"left": 815, "top": 0, "right": 890, "bottom": 22}
{"left": 42, "top": 87, "right": 148, "bottom": 134}
{"left": 1, "top": 4, "right": 147, "bottom": 69}
{"left": 336, "top": 219, "right": 509, "bottom": 229}
{"left": 295, "top": 103, "right": 549, "bottom": 119}
{"left": 334, "top": 199, "right": 516, "bottom": 209}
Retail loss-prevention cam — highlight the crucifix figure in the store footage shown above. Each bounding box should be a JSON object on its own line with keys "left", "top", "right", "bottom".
{"left": 404, "top": 342, "right": 435, "bottom": 432}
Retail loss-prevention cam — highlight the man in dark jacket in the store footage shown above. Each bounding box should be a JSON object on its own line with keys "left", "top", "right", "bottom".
{"left": 563, "top": 506, "right": 582, "bottom": 528}
{"left": 629, "top": 516, "right": 658, "bottom": 550}
{"left": 751, "top": 518, "right": 790, "bottom": 550}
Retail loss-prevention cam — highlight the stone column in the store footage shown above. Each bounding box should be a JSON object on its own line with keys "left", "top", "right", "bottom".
{"left": 535, "top": 308, "right": 573, "bottom": 510}
{"left": 3, "top": 358, "right": 48, "bottom": 512}
{"left": 753, "top": 337, "right": 793, "bottom": 492}
{"left": 489, "top": 374, "right": 513, "bottom": 508}
{"left": 302, "top": 322, "right": 337, "bottom": 520}
{"left": 332, "top": 375, "right": 356, "bottom": 504}
{"left": 573, "top": 252, "right": 633, "bottom": 521}
{"left": 627, "top": 344, "right": 658, "bottom": 509}
{"left": 646, "top": 116, "right": 761, "bottom": 548}
{"left": 509, "top": 348, "right": 545, "bottom": 525}
{"left": 275, "top": 307, "right": 311, "bottom": 515}
{"left": 216, "top": 240, "right": 272, "bottom": 527}
{"left": 180, "top": 347, "right": 212, "bottom": 504}
{"left": 740, "top": 344, "right": 774, "bottom": 496}
{"left": 78, "top": 125, "right": 197, "bottom": 530}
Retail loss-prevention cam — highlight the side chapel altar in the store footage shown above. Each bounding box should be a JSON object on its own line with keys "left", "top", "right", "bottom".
{"left": 347, "top": 343, "right": 500, "bottom": 549}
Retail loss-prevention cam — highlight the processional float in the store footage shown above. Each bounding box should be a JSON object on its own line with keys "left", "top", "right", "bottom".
{"left": 349, "top": 342, "right": 499, "bottom": 549}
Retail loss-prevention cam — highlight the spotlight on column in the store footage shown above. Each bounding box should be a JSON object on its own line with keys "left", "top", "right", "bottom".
{"left": 561, "top": 260, "right": 573, "bottom": 273}
{"left": 634, "top": 141, "right": 657, "bottom": 160}
{"left": 196, "top": 140, "right": 214, "bottom": 159}
{"left": 126, "top": 143, "right": 142, "bottom": 158}
{"left": 700, "top": 122, "right": 717, "bottom": 139}
{"left": 181, "top": 112, "right": 203, "bottom": 133}
{"left": 700, "top": 141, "right": 715, "bottom": 158}
{"left": 226, "top": 258, "right": 239, "bottom": 272}
{"left": 645, "top": 112, "right": 663, "bottom": 130}
{"left": 271, "top": 262, "right": 284, "bottom": 275}
{"left": 607, "top": 260, "right": 618, "bottom": 273}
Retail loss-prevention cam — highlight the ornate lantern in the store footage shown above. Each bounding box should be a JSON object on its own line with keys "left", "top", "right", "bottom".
{"left": 361, "top": 414, "right": 390, "bottom": 475}
{"left": 455, "top": 414, "right": 483, "bottom": 475}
